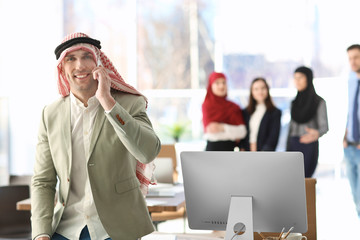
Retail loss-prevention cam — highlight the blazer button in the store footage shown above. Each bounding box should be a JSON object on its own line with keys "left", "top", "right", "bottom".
{"left": 62, "top": 202, "right": 65, "bottom": 207}
{"left": 116, "top": 114, "right": 125, "bottom": 125}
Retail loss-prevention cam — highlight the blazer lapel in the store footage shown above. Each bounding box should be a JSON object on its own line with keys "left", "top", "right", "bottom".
{"left": 88, "top": 105, "right": 106, "bottom": 160}
{"left": 61, "top": 97, "right": 72, "bottom": 168}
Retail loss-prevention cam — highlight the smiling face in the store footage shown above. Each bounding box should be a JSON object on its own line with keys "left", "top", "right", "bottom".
{"left": 63, "top": 49, "right": 98, "bottom": 99}
{"left": 251, "top": 79, "right": 268, "bottom": 104}
{"left": 211, "top": 77, "right": 227, "bottom": 97}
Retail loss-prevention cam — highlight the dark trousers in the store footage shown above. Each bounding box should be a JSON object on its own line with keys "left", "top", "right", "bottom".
{"left": 205, "top": 140, "right": 237, "bottom": 151}
{"left": 52, "top": 226, "right": 112, "bottom": 240}
{"left": 288, "top": 136, "right": 319, "bottom": 178}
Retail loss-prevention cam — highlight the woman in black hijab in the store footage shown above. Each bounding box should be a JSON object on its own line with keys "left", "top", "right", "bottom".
{"left": 287, "top": 66, "right": 329, "bottom": 177}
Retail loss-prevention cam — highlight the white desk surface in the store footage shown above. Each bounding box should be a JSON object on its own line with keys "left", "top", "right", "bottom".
{"left": 142, "top": 232, "right": 224, "bottom": 240}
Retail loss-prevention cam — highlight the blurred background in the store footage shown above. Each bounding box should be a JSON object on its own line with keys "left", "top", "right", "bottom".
{"left": 1, "top": 0, "right": 356, "bottom": 176}
{"left": 0, "top": 1, "right": 358, "bottom": 238}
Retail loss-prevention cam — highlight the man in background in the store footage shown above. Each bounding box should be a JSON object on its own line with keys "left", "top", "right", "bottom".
{"left": 344, "top": 44, "right": 360, "bottom": 218}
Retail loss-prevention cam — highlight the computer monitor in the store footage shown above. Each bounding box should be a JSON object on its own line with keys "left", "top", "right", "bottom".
{"left": 181, "top": 151, "right": 307, "bottom": 239}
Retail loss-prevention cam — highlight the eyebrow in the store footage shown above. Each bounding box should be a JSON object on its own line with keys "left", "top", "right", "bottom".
{"left": 82, "top": 52, "right": 92, "bottom": 57}
{"left": 65, "top": 52, "right": 93, "bottom": 59}
{"left": 65, "top": 54, "right": 75, "bottom": 58}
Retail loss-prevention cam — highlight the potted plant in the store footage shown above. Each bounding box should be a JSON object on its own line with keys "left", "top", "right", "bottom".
{"left": 167, "top": 122, "right": 188, "bottom": 142}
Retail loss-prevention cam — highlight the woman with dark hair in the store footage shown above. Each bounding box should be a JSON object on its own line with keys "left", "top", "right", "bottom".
{"left": 287, "top": 66, "right": 328, "bottom": 177}
{"left": 202, "top": 72, "right": 247, "bottom": 151}
{"left": 240, "top": 77, "right": 281, "bottom": 151}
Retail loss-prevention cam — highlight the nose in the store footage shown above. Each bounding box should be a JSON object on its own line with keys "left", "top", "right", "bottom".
{"left": 75, "top": 59, "right": 86, "bottom": 70}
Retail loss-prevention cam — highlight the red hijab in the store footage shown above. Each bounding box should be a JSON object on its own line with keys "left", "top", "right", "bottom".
{"left": 202, "top": 72, "right": 244, "bottom": 131}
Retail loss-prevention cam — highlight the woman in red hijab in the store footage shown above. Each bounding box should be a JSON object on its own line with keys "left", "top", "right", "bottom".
{"left": 202, "top": 72, "right": 247, "bottom": 151}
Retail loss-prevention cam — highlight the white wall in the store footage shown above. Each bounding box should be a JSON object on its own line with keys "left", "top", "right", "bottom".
{"left": 0, "top": 0, "right": 63, "bottom": 175}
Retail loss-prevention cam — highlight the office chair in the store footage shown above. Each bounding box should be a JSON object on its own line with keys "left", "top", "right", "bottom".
{"left": 0, "top": 185, "right": 31, "bottom": 240}
{"left": 155, "top": 144, "right": 179, "bottom": 183}
{"left": 151, "top": 144, "right": 186, "bottom": 232}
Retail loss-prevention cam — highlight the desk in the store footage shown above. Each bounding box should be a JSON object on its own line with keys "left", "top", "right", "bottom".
{"left": 143, "top": 232, "right": 224, "bottom": 240}
{"left": 147, "top": 183, "right": 185, "bottom": 213}
{"left": 16, "top": 185, "right": 185, "bottom": 213}
{"left": 16, "top": 198, "right": 31, "bottom": 211}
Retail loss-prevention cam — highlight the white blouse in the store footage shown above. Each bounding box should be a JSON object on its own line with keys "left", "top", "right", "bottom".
{"left": 204, "top": 124, "right": 247, "bottom": 141}
{"left": 249, "top": 103, "right": 266, "bottom": 143}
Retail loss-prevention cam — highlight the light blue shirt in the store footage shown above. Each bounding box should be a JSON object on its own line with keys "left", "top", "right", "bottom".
{"left": 347, "top": 71, "right": 360, "bottom": 142}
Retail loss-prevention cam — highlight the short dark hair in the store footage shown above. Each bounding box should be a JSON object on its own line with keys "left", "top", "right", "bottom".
{"left": 347, "top": 44, "right": 360, "bottom": 52}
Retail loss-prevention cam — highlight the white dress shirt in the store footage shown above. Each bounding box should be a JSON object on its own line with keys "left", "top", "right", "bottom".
{"left": 249, "top": 103, "right": 266, "bottom": 143}
{"left": 55, "top": 93, "right": 110, "bottom": 240}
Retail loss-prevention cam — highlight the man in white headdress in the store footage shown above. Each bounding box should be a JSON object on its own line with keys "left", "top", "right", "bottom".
{"left": 31, "top": 32, "right": 160, "bottom": 240}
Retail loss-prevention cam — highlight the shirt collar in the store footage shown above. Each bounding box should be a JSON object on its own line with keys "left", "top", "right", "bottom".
{"left": 70, "top": 92, "right": 100, "bottom": 110}
{"left": 256, "top": 103, "right": 266, "bottom": 110}
{"left": 349, "top": 71, "right": 359, "bottom": 82}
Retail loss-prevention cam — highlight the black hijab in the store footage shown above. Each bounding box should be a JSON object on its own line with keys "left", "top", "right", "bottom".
{"left": 291, "top": 66, "right": 322, "bottom": 123}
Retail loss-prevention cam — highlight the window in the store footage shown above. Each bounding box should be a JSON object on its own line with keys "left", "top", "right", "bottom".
{"left": 0, "top": 0, "right": 357, "bottom": 176}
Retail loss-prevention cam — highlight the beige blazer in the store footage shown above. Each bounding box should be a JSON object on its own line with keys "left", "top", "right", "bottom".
{"left": 31, "top": 91, "right": 161, "bottom": 240}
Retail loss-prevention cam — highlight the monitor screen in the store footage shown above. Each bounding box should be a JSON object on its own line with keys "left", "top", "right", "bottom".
{"left": 181, "top": 151, "right": 307, "bottom": 234}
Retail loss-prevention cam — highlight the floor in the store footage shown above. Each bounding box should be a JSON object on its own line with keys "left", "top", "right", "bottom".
{"left": 148, "top": 163, "right": 360, "bottom": 240}
{"left": 314, "top": 163, "right": 359, "bottom": 240}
